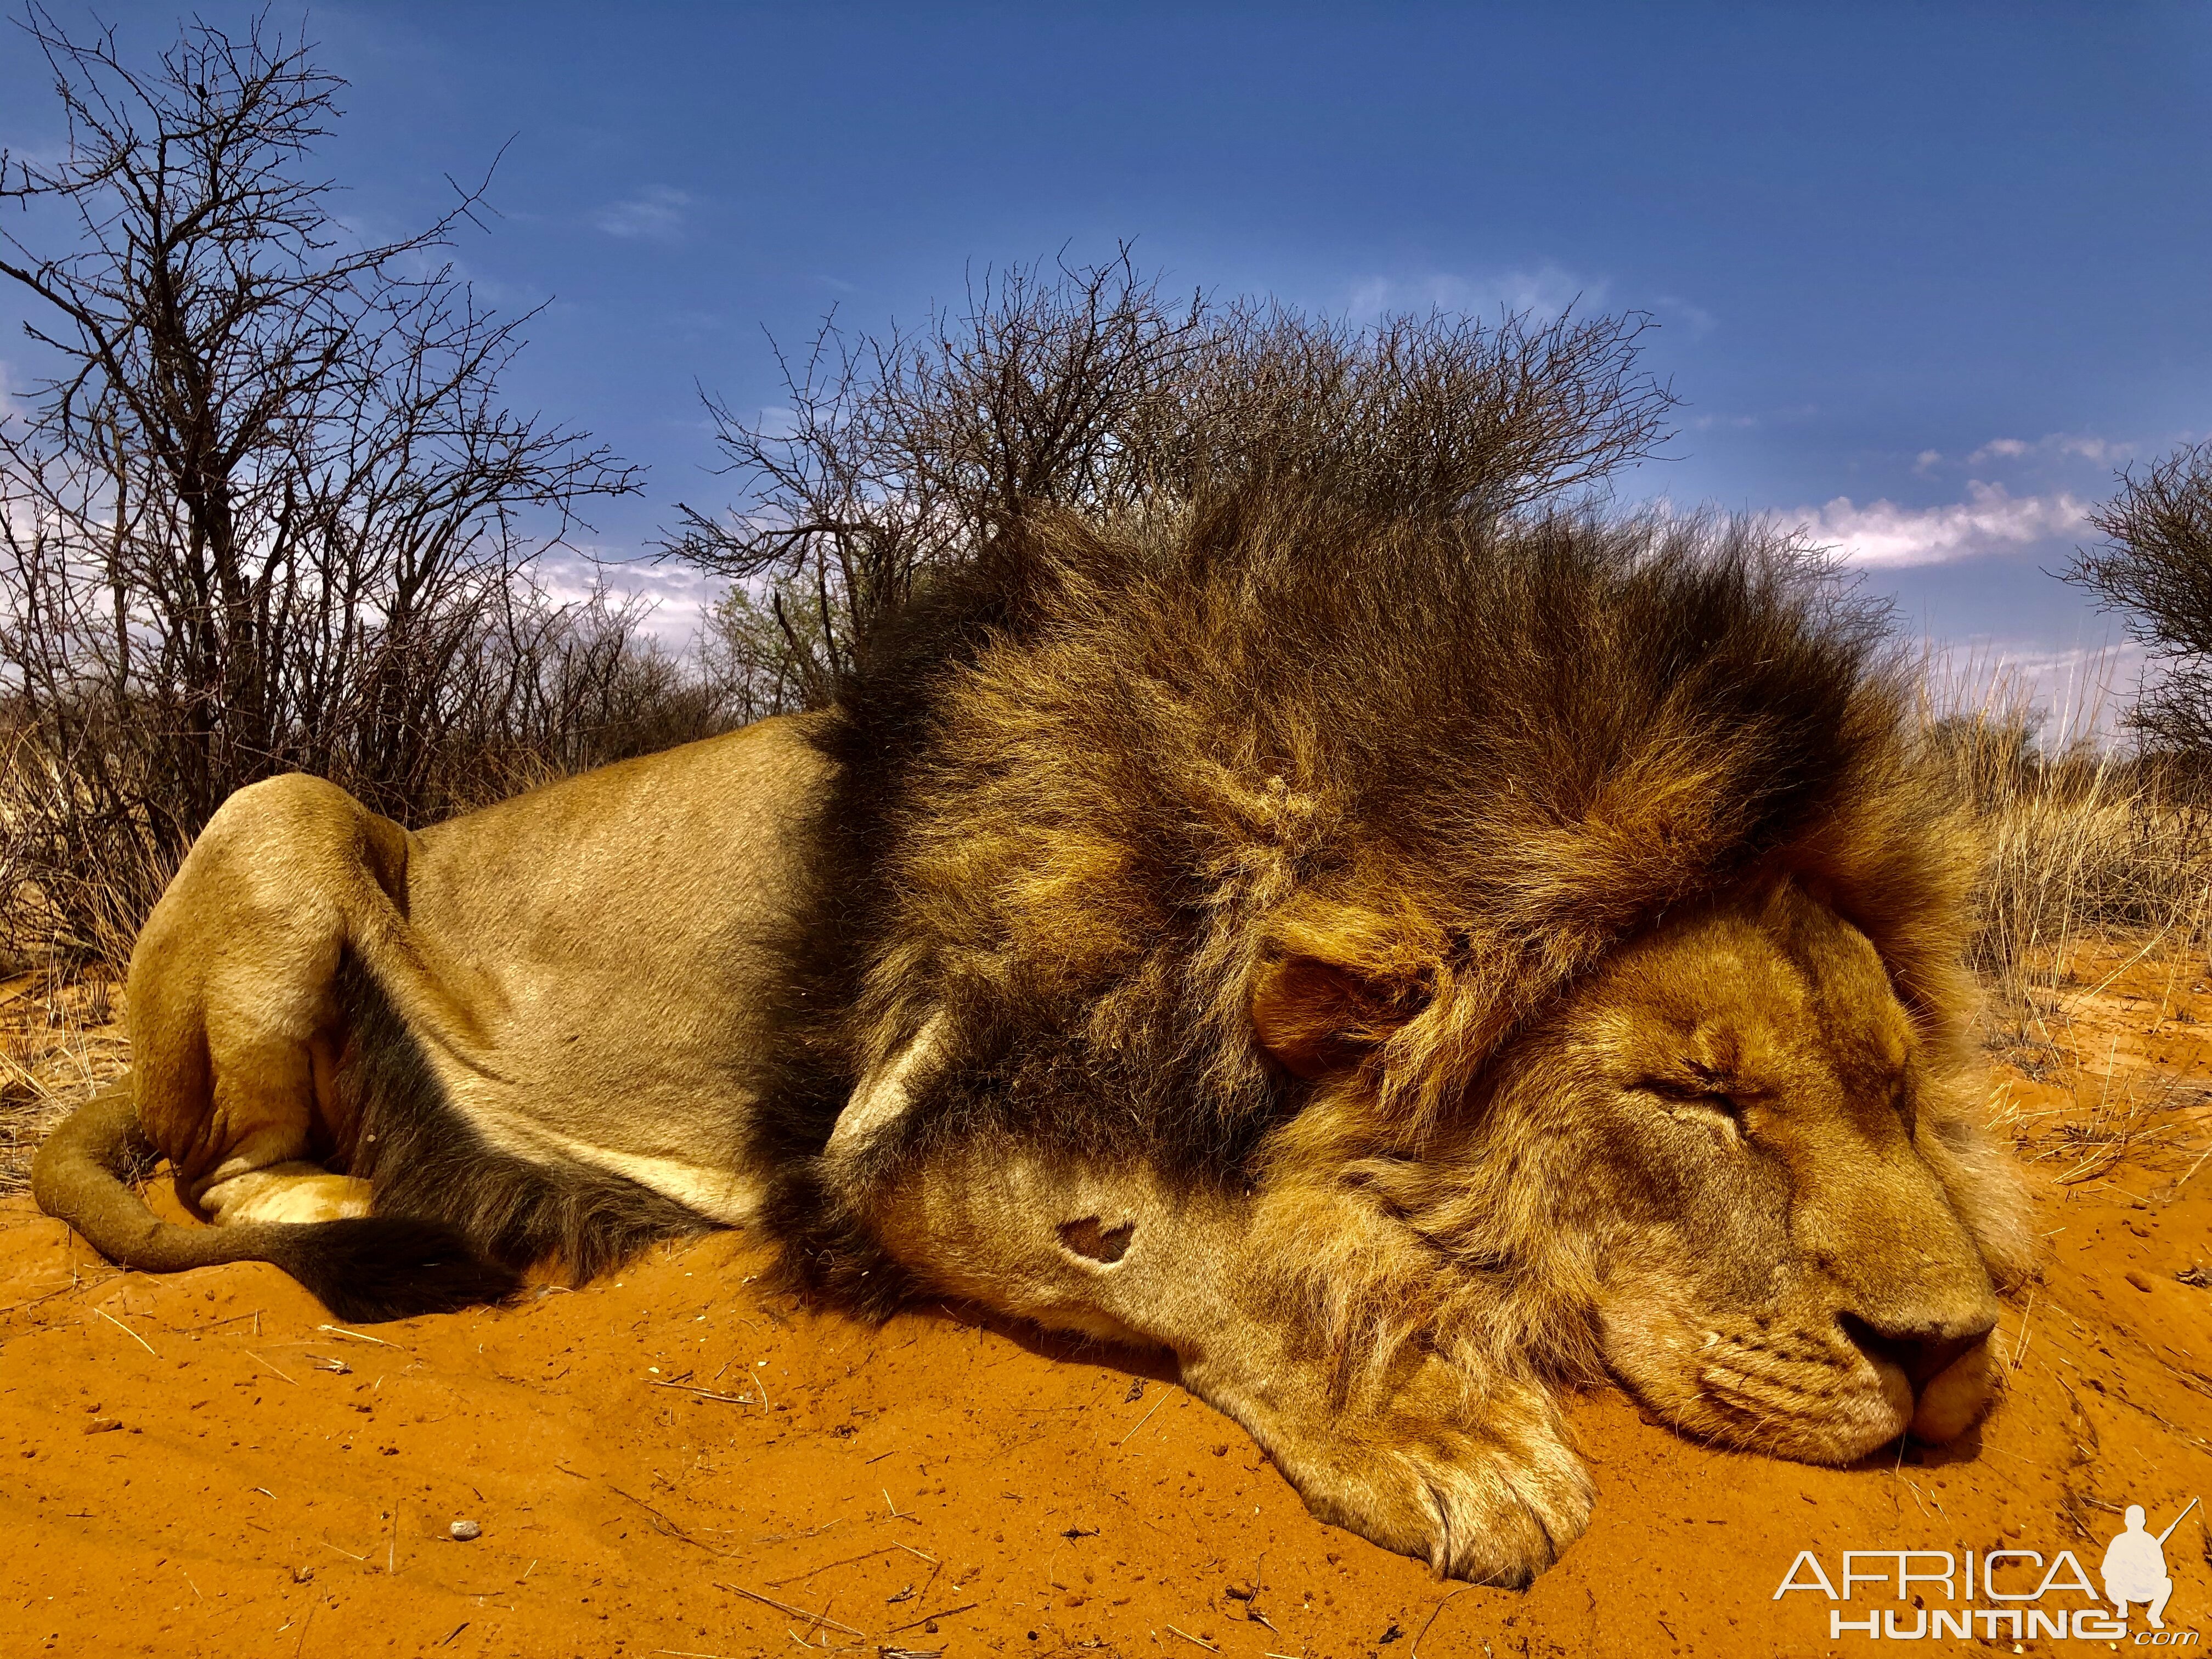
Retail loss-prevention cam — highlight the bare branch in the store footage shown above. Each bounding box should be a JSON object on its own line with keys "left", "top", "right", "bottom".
{"left": 2065, "top": 440, "right": 2212, "bottom": 755}
{"left": 660, "top": 248, "right": 1677, "bottom": 701}
{"left": 0, "top": 7, "right": 652, "bottom": 948}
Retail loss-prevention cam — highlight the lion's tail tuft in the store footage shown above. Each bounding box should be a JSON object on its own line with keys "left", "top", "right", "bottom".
{"left": 32, "top": 1080, "right": 520, "bottom": 1323}
{"left": 270, "top": 1216, "right": 522, "bottom": 1323}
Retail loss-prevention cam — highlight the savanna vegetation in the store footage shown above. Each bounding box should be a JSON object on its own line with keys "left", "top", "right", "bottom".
{"left": 2, "top": 9, "right": 2210, "bottom": 1192}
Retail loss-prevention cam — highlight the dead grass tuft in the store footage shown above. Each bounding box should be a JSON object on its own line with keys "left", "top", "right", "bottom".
{"left": 1925, "top": 667, "right": 2212, "bottom": 1059}
{"left": 0, "top": 966, "right": 128, "bottom": 1196}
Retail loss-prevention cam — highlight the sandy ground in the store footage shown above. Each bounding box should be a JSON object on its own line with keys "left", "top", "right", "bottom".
{"left": 1, "top": 951, "right": 2208, "bottom": 1658}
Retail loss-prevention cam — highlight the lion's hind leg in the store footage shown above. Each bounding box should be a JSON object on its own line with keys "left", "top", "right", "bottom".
{"left": 127, "top": 772, "right": 413, "bottom": 1212}
{"left": 200, "top": 1164, "right": 375, "bottom": 1227}
{"left": 37, "top": 772, "right": 521, "bottom": 1320}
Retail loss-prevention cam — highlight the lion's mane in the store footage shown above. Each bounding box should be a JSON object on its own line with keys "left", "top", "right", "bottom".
{"left": 749, "top": 492, "right": 1980, "bottom": 1318}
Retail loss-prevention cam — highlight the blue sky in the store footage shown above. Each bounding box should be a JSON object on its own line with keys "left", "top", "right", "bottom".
{"left": 4, "top": 2, "right": 2207, "bottom": 718}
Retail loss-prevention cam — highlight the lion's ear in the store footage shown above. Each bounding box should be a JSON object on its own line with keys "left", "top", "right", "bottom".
{"left": 1249, "top": 955, "right": 1424, "bottom": 1080}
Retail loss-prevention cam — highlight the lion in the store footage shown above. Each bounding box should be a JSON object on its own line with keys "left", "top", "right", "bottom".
{"left": 34, "top": 492, "right": 2035, "bottom": 1587}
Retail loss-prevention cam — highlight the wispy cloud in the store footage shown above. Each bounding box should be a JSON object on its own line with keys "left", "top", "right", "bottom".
{"left": 590, "top": 185, "right": 692, "bottom": 242}
{"left": 1652, "top": 292, "right": 1717, "bottom": 336}
{"left": 533, "top": 551, "right": 725, "bottom": 644}
{"left": 1688, "top": 403, "right": 1817, "bottom": 433}
{"left": 1795, "top": 481, "right": 2090, "bottom": 567}
{"left": 1962, "top": 431, "right": 2129, "bottom": 469}
{"left": 1345, "top": 263, "right": 1602, "bottom": 324}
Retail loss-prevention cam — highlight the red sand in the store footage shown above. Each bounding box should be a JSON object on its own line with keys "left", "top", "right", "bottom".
{"left": 2, "top": 950, "right": 2207, "bottom": 1657}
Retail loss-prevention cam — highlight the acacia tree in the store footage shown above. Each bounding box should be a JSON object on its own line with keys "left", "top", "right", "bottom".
{"left": 0, "top": 8, "right": 637, "bottom": 945}
{"left": 2066, "top": 441, "right": 2212, "bottom": 755}
{"left": 668, "top": 250, "right": 1679, "bottom": 706}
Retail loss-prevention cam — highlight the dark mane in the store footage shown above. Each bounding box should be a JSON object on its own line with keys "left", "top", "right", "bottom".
{"left": 747, "top": 492, "right": 1970, "bottom": 1304}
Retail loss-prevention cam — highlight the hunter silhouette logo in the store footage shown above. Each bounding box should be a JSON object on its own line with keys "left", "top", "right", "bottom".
{"left": 2106, "top": 1499, "right": 2199, "bottom": 1631}
{"left": 1775, "top": 1495, "right": 2203, "bottom": 1644}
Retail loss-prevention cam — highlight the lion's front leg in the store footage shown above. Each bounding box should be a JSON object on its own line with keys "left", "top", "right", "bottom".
{"left": 1183, "top": 1336, "right": 1592, "bottom": 1585}
{"left": 856, "top": 1139, "right": 1592, "bottom": 1584}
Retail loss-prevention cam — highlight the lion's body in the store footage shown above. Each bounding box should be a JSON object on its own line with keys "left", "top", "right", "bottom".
{"left": 34, "top": 495, "right": 2034, "bottom": 1585}
{"left": 122, "top": 716, "right": 830, "bottom": 1246}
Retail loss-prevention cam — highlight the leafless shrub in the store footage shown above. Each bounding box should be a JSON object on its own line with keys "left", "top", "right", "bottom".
{"left": 2066, "top": 439, "right": 2212, "bottom": 757}
{"left": 0, "top": 8, "right": 648, "bottom": 953}
{"left": 663, "top": 249, "right": 1679, "bottom": 701}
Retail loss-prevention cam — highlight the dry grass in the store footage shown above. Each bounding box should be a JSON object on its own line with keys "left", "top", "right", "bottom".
{"left": 1928, "top": 663, "right": 2212, "bottom": 1205}
{"left": 0, "top": 962, "right": 128, "bottom": 1195}
{"left": 1927, "top": 668, "right": 2212, "bottom": 1063}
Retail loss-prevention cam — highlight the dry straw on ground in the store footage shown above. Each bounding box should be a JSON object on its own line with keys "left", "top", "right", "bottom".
{"left": 0, "top": 963, "right": 127, "bottom": 1196}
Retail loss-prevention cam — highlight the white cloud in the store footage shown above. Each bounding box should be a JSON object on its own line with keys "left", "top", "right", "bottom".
{"left": 1796, "top": 481, "right": 2090, "bottom": 568}
{"left": 532, "top": 551, "right": 726, "bottom": 645}
{"left": 1688, "top": 403, "right": 1818, "bottom": 433}
{"left": 1345, "top": 263, "right": 1602, "bottom": 324}
{"left": 590, "top": 186, "right": 692, "bottom": 242}
{"left": 1653, "top": 292, "right": 1717, "bottom": 336}
{"left": 1963, "top": 432, "right": 2129, "bottom": 469}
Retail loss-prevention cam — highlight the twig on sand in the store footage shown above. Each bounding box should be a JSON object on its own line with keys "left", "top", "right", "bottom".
{"left": 245, "top": 1350, "right": 299, "bottom": 1385}
{"left": 606, "top": 1482, "right": 728, "bottom": 1558}
{"left": 2010, "top": 1288, "right": 2038, "bottom": 1372}
{"left": 884, "top": 1602, "right": 978, "bottom": 1635}
{"left": 93, "top": 1305, "right": 158, "bottom": 1358}
{"left": 766, "top": 1545, "right": 903, "bottom": 1587}
{"left": 713, "top": 1581, "right": 866, "bottom": 1638}
{"left": 649, "top": 1378, "right": 753, "bottom": 1405}
{"left": 1163, "top": 1626, "right": 1219, "bottom": 1652}
{"left": 1116, "top": 1387, "right": 1173, "bottom": 1446}
{"left": 317, "top": 1323, "right": 399, "bottom": 1347}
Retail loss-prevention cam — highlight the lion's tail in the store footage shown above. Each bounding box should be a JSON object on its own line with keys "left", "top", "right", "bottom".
{"left": 31, "top": 1082, "right": 520, "bottom": 1323}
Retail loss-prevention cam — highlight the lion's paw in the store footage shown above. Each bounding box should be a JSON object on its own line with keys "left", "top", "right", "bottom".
{"left": 1294, "top": 1421, "right": 1592, "bottom": 1584}
{"left": 1224, "top": 1362, "right": 1593, "bottom": 1586}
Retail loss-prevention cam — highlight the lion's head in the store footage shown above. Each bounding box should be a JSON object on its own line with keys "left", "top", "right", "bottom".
{"left": 1516, "top": 880, "right": 2028, "bottom": 1457}
{"left": 1249, "top": 876, "right": 2033, "bottom": 1464}
{"left": 1248, "top": 876, "right": 2032, "bottom": 1466}
{"left": 793, "top": 490, "right": 2037, "bottom": 1467}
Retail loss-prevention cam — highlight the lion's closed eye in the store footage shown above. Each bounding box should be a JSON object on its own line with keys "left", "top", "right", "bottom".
{"left": 1634, "top": 1076, "right": 1748, "bottom": 1142}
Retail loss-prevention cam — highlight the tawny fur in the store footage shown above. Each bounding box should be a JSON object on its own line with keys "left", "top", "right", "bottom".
{"left": 35, "top": 488, "right": 2035, "bottom": 1585}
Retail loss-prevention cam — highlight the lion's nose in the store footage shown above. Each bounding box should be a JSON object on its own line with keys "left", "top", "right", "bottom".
{"left": 1839, "top": 1308, "right": 2001, "bottom": 1442}
{"left": 1837, "top": 1310, "right": 1996, "bottom": 1386}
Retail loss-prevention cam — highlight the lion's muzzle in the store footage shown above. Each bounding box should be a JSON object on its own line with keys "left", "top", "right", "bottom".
{"left": 1839, "top": 1311, "right": 2001, "bottom": 1446}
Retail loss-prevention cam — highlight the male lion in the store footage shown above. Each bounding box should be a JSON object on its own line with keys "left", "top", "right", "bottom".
{"left": 36, "top": 493, "right": 2033, "bottom": 1585}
